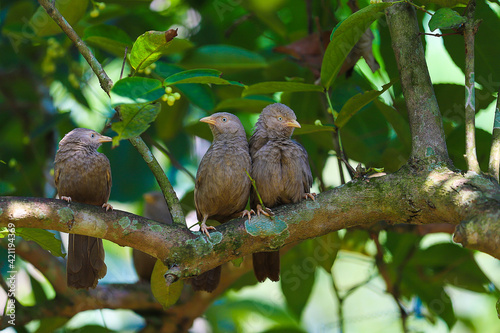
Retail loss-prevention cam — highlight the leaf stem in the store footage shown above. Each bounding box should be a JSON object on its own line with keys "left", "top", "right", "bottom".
{"left": 245, "top": 169, "right": 273, "bottom": 219}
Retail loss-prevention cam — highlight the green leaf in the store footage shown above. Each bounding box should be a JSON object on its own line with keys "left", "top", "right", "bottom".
{"left": 35, "top": 317, "right": 69, "bottom": 333}
{"left": 414, "top": 0, "right": 467, "bottom": 7}
{"left": 375, "top": 99, "right": 411, "bottom": 150}
{"left": 29, "top": 273, "right": 48, "bottom": 304}
{"left": 150, "top": 260, "right": 183, "bottom": 309}
{"left": 243, "top": 81, "right": 323, "bottom": 97}
{"left": 428, "top": 8, "right": 465, "bottom": 32}
{"left": 164, "top": 69, "right": 244, "bottom": 86}
{"left": 30, "top": 0, "right": 89, "bottom": 37}
{"left": 281, "top": 239, "right": 316, "bottom": 319}
{"left": 0, "top": 181, "right": 16, "bottom": 195}
{"left": 16, "top": 228, "right": 65, "bottom": 258}
{"left": 84, "top": 25, "right": 132, "bottom": 57}
{"left": 111, "top": 103, "right": 161, "bottom": 146}
{"left": 180, "top": 45, "right": 267, "bottom": 71}
{"left": 215, "top": 96, "right": 275, "bottom": 113}
{"left": 110, "top": 77, "right": 164, "bottom": 106}
{"left": 320, "top": 2, "right": 393, "bottom": 89}
{"left": 335, "top": 78, "right": 397, "bottom": 128}
{"left": 314, "top": 232, "right": 341, "bottom": 273}
{"left": 293, "top": 124, "right": 337, "bottom": 135}
{"left": 130, "top": 30, "right": 178, "bottom": 71}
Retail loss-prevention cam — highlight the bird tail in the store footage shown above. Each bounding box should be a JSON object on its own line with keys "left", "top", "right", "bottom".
{"left": 252, "top": 251, "right": 280, "bottom": 282}
{"left": 187, "top": 265, "right": 222, "bottom": 292}
{"left": 67, "top": 234, "right": 107, "bottom": 289}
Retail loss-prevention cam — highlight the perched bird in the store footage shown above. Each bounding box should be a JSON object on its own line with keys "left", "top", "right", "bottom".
{"left": 54, "top": 128, "right": 112, "bottom": 289}
{"left": 189, "top": 112, "right": 252, "bottom": 292}
{"left": 250, "top": 103, "right": 314, "bottom": 282}
{"left": 133, "top": 192, "right": 173, "bottom": 282}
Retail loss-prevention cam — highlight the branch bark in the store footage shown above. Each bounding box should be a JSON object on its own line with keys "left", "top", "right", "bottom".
{"left": 2, "top": 164, "right": 500, "bottom": 281}
{"left": 488, "top": 87, "right": 500, "bottom": 181}
{"left": 464, "top": 0, "right": 481, "bottom": 173}
{"left": 384, "top": 1, "right": 451, "bottom": 164}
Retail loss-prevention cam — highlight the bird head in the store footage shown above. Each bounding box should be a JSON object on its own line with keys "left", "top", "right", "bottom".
{"left": 200, "top": 112, "right": 246, "bottom": 140}
{"left": 59, "top": 128, "right": 112, "bottom": 151}
{"left": 258, "top": 103, "right": 301, "bottom": 139}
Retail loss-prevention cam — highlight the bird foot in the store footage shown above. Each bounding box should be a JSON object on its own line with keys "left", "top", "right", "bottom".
{"left": 304, "top": 193, "right": 316, "bottom": 201}
{"left": 241, "top": 209, "right": 255, "bottom": 221}
{"left": 102, "top": 203, "right": 114, "bottom": 211}
{"left": 256, "top": 204, "right": 273, "bottom": 217}
{"left": 200, "top": 223, "right": 216, "bottom": 238}
{"left": 61, "top": 196, "right": 72, "bottom": 203}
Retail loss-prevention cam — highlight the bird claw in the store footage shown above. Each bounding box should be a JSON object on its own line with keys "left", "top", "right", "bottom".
{"left": 304, "top": 193, "right": 316, "bottom": 201}
{"left": 61, "top": 196, "right": 72, "bottom": 203}
{"left": 200, "top": 223, "right": 216, "bottom": 239}
{"left": 256, "top": 204, "right": 273, "bottom": 217}
{"left": 102, "top": 203, "right": 114, "bottom": 211}
{"left": 241, "top": 209, "right": 255, "bottom": 221}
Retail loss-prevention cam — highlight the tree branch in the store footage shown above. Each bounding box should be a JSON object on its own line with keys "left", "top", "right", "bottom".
{"left": 488, "top": 86, "right": 500, "bottom": 181}
{"left": 384, "top": 1, "right": 451, "bottom": 164}
{"left": 2, "top": 164, "right": 500, "bottom": 280}
{"left": 464, "top": 0, "right": 481, "bottom": 173}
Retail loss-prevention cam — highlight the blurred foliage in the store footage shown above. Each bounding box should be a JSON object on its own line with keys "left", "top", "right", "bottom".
{"left": 1, "top": 0, "right": 500, "bottom": 331}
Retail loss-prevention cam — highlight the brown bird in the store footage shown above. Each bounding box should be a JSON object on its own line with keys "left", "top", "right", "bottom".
{"left": 189, "top": 112, "right": 252, "bottom": 292}
{"left": 250, "top": 103, "right": 314, "bottom": 282}
{"left": 54, "top": 128, "right": 112, "bottom": 289}
{"left": 133, "top": 192, "right": 172, "bottom": 282}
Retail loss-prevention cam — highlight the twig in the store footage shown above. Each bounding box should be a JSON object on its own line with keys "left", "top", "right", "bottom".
{"left": 129, "top": 136, "right": 185, "bottom": 225}
{"left": 245, "top": 170, "right": 274, "bottom": 219}
{"left": 331, "top": 274, "right": 345, "bottom": 333}
{"left": 464, "top": 0, "right": 481, "bottom": 173}
{"left": 37, "top": 0, "right": 113, "bottom": 95}
{"left": 120, "top": 46, "right": 128, "bottom": 80}
{"left": 404, "top": 0, "right": 433, "bottom": 15}
{"left": 142, "top": 133, "right": 196, "bottom": 182}
{"left": 38, "top": 0, "right": 186, "bottom": 225}
{"left": 418, "top": 32, "right": 461, "bottom": 37}
{"left": 488, "top": 87, "right": 500, "bottom": 181}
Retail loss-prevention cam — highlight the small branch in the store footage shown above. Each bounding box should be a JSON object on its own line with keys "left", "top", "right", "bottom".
{"left": 142, "top": 133, "right": 196, "bottom": 182}
{"left": 129, "top": 136, "right": 185, "bottom": 225}
{"left": 488, "top": 87, "right": 500, "bottom": 181}
{"left": 331, "top": 274, "right": 345, "bottom": 332}
{"left": 464, "top": 0, "right": 481, "bottom": 173}
{"left": 37, "top": 0, "right": 113, "bottom": 95}
{"left": 418, "top": 32, "right": 461, "bottom": 37}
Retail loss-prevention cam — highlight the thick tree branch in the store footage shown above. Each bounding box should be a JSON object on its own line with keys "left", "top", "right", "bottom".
{"left": 464, "top": 0, "right": 481, "bottom": 173}
{"left": 2, "top": 165, "right": 500, "bottom": 280}
{"left": 384, "top": 1, "right": 450, "bottom": 164}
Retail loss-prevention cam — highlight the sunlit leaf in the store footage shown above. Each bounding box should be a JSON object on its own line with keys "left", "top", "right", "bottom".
{"left": 321, "top": 3, "right": 393, "bottom": 89}
{"left": 294, "top": 124, "right": 336, "bottom": 135}
{"left": 111, "top": 103, "right": 161, "bottom": 146}
{"left": 150, "top": 260, "right": 183, "bottom": 309}
{"left": 110, "top": 77, "right": 164, "bottom": 106}
{"left": 130, "top": 29, "right": 178, "bottom": 71}
{"left": 428, "top": 8, "right": 465, "bottom": 32}
{"left": 215, "top": 96, "right": 275, "bottom": 113}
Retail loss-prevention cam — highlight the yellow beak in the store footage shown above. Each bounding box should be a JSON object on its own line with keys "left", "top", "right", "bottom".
{"left": 200, "top": 116, "right": 217, "bottom": 125}
{"left": 285, "top": 120, "right": 301, "bottom": 128}
{"left": 98, "top": 135, "right": 112, "bottom": 143}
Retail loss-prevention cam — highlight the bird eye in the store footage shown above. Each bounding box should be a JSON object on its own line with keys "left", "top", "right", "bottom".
{"left": 222, "top": 117, "right": 227, "bottom": 122}
{"left": 278, "top": 117, "right": 283, "bottom": 121}
{"left": 91, "top": 133, "right": 95, "bottom": 138}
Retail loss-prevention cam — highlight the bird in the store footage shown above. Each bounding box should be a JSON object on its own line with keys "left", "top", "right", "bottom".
{"left": 133, "top": 192, "right": 173, "bottom": 282}
{"left": 249, "top": 103, "right": 314, "bottom": 282}
{"left": 54, "top": 128, "right": 112, "bottom": 289}
{"left": 189, "top": 112, "right": 252, "bottom": 292}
